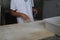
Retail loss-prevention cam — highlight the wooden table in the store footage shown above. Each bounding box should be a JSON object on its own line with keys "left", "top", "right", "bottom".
{"left": 0, "top": 21, "right": 55, "bottom": 40}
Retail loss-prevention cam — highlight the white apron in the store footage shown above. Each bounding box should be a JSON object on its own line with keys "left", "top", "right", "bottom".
{"left": 10, "top": 0, "right": 34, "bottom": 23}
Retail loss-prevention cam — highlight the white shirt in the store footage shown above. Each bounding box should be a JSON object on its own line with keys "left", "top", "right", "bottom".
{"left": 10, "top": 0, "right": 34, "bottom": 23}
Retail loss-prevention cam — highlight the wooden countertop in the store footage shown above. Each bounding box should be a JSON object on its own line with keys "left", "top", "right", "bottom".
{"left": 0, "top": 21, "right": 55, "bottom": 40}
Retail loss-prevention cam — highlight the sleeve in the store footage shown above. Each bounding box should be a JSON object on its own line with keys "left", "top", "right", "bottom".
{"left": 31, "top": 0, "right": 34, "bottom": 7}
{"left": 10, "top": 0, "right": 16, "bottom": 10}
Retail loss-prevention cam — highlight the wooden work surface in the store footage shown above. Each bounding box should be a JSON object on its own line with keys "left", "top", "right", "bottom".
{"left": 0, "top": 21, "right": 55, "bottom": 40}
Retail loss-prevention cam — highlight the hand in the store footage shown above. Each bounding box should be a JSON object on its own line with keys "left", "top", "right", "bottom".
{"left": 24, "top": 19, "right": 31, "bottom": 23}
{"left": 20, "top": 13, "right": 30, "bottom": 21}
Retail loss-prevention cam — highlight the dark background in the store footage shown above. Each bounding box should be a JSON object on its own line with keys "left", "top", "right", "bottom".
{"left": 1, "top": 0, "right": 60, "bottom": 25}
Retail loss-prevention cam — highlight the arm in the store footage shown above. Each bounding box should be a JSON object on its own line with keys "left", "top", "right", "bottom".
{"left": 10, "top": 0, "right": 30, "bottom": 21}
{"left": 10, "top": 10, "right": 30, "bottom": 21}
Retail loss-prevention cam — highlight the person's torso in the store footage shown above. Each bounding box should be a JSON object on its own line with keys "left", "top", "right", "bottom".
{"left": 14, "top": 0, "right": 34, "bottom": 23}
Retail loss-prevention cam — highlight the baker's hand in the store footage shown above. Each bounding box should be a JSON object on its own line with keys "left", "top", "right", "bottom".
{"left": 24, "top": 19, "right": 31, "bottom": 23}
{"left": 20, "top": 13, "right": 31, "bottom": 22}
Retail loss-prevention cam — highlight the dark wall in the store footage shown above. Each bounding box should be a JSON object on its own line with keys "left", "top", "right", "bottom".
{"left": 43, "top": 0, "right": 60, "bottom": 19}
{"left": 2, "top": 0, "right": 17, "bottom": 25}
{"left": 0, "top": 0, "right": 1, "bottom": 25}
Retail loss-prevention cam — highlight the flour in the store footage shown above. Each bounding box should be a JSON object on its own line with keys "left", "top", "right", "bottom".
{"left": 21, "top": 30, "right": 54, "bottom": 40}
{"left": 0, "top": 23, "right": 54, "bottom": 40}
{"left": 55, "top": 21, "right": 60, "bottom": 26}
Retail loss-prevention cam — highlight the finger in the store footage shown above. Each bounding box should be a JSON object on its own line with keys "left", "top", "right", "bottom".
{"left": 25, "top": 19, "right": 31, "bottom": 23}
